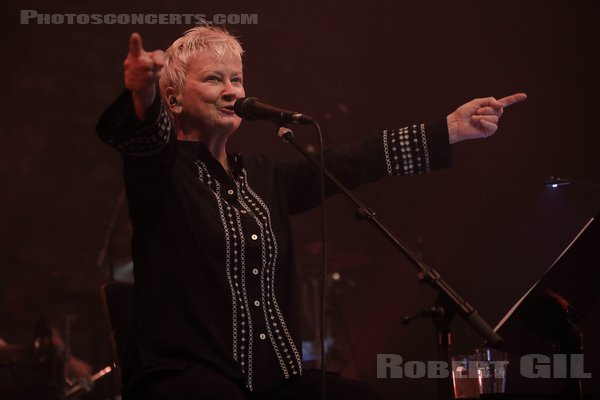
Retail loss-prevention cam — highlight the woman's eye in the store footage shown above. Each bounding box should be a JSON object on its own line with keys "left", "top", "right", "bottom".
{"left": 232, "top": 77, "right": 243, "bottom": 84}
{"left": 207, "top": 76, "right": 220, "bottom": 81}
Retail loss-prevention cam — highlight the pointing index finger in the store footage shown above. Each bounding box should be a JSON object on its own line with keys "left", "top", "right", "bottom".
{"left": 498, "top": 93, "right": 527, "bottom": 108}
{"left": 129, "top": 32, "right": 143, "bottom": 58}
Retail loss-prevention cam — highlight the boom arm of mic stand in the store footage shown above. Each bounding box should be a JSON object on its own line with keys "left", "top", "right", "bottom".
{"left": 279, "top": 128, "right": 503, "bottom": 347}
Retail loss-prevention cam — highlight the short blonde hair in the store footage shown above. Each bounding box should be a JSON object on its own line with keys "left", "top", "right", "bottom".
{"left": 159, "top": 25, "right": 244, "bottom": 100}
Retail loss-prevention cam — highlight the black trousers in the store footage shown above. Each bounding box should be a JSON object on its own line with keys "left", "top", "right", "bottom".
{"left": 127, "top": 364, "right": 388, "bottom": 400}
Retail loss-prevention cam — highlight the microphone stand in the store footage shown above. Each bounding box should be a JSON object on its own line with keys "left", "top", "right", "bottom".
{"left": 278, "top": 125, "right": 502, "bottom": 400}
{"left": 95, "top": 188, "right": 125, "bottom": 398}
{"left": 96, "top": 188, "right": 125, "bottom": 281}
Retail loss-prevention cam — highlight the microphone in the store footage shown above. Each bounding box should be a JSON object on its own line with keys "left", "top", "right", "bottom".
{"left": 234, "top": 97, "right": 314, "bottom": 125}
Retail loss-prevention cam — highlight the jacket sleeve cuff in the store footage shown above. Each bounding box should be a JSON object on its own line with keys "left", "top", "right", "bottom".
{"left": 382, "top": 120, "right": 452, "bottom": 176}
{"left": 96, "top": 90, "right": 171, "bottom": 155}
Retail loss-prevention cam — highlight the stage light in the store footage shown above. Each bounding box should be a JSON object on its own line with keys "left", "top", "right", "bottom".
{"left": 544, "top": 176, "right": 571, "bottom": 188}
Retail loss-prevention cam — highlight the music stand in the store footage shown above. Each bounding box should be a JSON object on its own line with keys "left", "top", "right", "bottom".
{"left": 493, "top": 215, "right": 600, "bottom": 398}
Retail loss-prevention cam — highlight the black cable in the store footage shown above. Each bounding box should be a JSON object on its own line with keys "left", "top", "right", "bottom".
{"left": 277, "top": 122, "right": 327, "bottom": 400}
{"left": 313, "top": 121, "right": 327, "bottom": 400}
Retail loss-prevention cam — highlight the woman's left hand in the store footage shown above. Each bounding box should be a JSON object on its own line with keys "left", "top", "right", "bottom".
{"left": 447, "top": 93, "right": 527, "bottom": 144}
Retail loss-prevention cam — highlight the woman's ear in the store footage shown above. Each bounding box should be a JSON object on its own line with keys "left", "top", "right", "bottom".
{"left": 165, "top": 87, "right": 182, "bottom": 114}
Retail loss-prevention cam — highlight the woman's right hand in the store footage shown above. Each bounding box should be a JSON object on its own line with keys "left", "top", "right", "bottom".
{"left": 123, "top": 33, "right": 165, "bottom": 120}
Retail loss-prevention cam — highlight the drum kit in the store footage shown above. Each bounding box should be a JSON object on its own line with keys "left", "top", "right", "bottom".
{"left": 296, "top": 241, "right": 371, "bottom": 377}
{"left": 0, "top": 240, "right": 372, "bottom": 398}
{"left": 1, "top": 272, "right": 114, "bottom": 400}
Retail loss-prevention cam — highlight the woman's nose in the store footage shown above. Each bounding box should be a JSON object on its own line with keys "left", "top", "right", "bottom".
{"left": 222, "top": 82, "right": 243, "bottom": 101}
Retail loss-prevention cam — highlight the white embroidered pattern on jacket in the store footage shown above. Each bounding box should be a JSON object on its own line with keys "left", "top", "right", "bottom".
{"left": 110, "top": 104, "right": 171, "bottom": 155}
{"left": 237, "top": 169, "right": 303, "bottom": 378}
{"left": 419, "top": 123, "right": 430, "bottom": 172}
{"left": 194, "top": 161, "right": 255, "bottom": 391}
{"left": 382, "top": 124, "right": 429, "bottom": 176}
{"left": 231, "top": 202, "right": 254, "bottom": 385}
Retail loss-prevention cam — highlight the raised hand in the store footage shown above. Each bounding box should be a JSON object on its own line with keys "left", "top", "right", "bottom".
{"left": 123, "top": 33, "right": 165, "bottom": 120}
{"left": 124, "top": 32, "right": 164, "bottom": 92}
{"left": 447, "top": 93, "right": 527, "bottom": 144}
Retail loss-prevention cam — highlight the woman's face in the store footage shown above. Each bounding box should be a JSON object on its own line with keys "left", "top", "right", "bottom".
{"left": 178, "top": 50, "right": 245, "bottom": 138}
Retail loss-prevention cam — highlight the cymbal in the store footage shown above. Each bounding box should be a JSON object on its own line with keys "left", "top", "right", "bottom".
{"left": 3, "top": 271, "right": 106, "bottom": 323}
